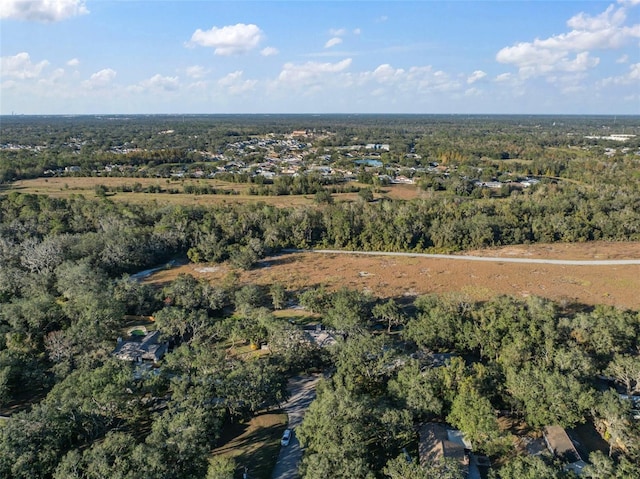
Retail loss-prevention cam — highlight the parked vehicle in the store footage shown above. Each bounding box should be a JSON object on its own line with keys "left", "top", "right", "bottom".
{"left": 281, "top": 428, "right": 292, "bottom": 446}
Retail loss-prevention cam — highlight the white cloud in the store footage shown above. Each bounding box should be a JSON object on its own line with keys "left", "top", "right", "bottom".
{"left": 600, "top": 62, "right": 640, "bottom": 85}
{"left": 496, "top": 4, "right": 640, "bottom": 77}
{"left": 564, "top": 51, "right": 600, "bottom": 71}
{"left": 467, "top": 70, "right": 487, "bottom": 84}
{"left": 352, "top": 63, "right": 463, "bottom": 97}
{"left": 261, "top": 46, "right": 279, "bottom": 57}
{"left": 329, "top": 28, "right": 347, "bottom": 36}
{"left": 371, "top": 64, "right": 405, "bottom": 84}
{"left": 66, "top": 58, "right": 80, "bottom": 67}
{"left": 465, "top": 87, "right": 481, "bottom": 97}
{"left": 187, "top": 80, "right": 208, "bottom": 91}
{"left": 49, "top": 68, "right": 64, "bottom": 81}
{"left": 566, "top": 4, "right": 626, "bottom": 32}
{"left": 1, "top": 0, "right": 88, "bottom": 22}
{"left": 405, "top": 66, "right": 461, "bottom": 93}
{"left": 562, "top": 85, "right": 588, "bottom": 94}
{"left": 139, "top": 74, "right": 179, "bottom": 92}
{"left": 617, "top": 53, "right": 629, "bottom": 63}
{"left": 325, "top": 37, "right": 343, "bottom": 49}
{"left": 0, "top": 52, "right": 49, "bottom": 79}
{"left": 82, "top": 68, "right": 116, "bottom": 89}
{"left": 186, "top": 65, "right": 207, "bottom": 79}
{"left": 217, "top": 70, "right": 257, "bottom": 95}
{"left": 278, "top": 58, "right": 352, "bottom": 86}
{"left": 36, "top": 67, "right": 65, "bottom": 89}
{"left": 494, "top": 73, "right": 512, "bottom": 82}
{"left": 353, "top": 28, "right": 362, "bottom": 35}
{"left": 1, "top": 80, "right": 18, "bottom": 89}
{"left": 188, "top": 23, "right": 264, "bottom": 55}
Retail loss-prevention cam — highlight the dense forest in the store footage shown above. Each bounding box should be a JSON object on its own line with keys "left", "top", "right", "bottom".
{"left": 0, "top": 193, "right": 639, "bottom": 478}
{"left": 0, "top": 115, "right": 639, "bottom": 478}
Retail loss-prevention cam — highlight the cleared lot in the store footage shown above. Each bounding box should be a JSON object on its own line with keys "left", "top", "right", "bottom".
{"left": 145, "top": 241, "right": 640, "bottom": 310}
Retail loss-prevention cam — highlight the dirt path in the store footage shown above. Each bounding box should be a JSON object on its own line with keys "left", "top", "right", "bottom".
{"left": 305, "top": 249, "right": 640, "bottom": 266}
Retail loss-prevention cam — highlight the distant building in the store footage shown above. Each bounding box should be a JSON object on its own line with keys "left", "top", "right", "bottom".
{"left": 520, "top": 177, "right": 540, "bottom": 187}
{"left": 113, "top": 330, "right": 168, "bottom": 363}
{"left": 365, "top": 143, "right": 390, "bottom": 151}
{"left": 584, "top": 134, "right": 636, "bottom": 142}
{"left": 391, "top": 175, "right": 414, "bottom": 184}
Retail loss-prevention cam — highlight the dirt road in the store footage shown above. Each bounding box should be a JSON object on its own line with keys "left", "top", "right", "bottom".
{"left": 271, "top": 375, "right": 322, "bottom": 479}
{"left": 305, "top": 249, "right": 640, "bottom": 266}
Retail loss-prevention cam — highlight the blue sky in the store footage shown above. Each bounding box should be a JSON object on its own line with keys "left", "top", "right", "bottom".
{"left": 1, "top": 0, "right": 639, "bottom": 114}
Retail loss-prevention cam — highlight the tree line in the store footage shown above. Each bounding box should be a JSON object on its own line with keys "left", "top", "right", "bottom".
{"left": 1, "top": 181, "right": 639, "bottom": 276}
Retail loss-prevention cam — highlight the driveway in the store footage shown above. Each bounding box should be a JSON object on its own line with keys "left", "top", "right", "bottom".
{"left": 271, "top": 375, "right": 322, "bottom": 479}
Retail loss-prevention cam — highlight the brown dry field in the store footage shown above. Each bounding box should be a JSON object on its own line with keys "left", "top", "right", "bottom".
{"left": 8, "top": 177, "right": 423, "bottom": 206}
{"left": 146, "top": 241, "right": 640, "bottom": 310}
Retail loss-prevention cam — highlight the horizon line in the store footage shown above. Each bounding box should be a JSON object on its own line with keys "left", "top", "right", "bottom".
{"left": 2, "top": 112, "right": 638, "bottom": 117}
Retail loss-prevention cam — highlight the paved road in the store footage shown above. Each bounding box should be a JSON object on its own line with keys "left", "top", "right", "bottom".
{"left": 285, "top": 248, "right": 640, "bottom": 266}
{"left": 271, "top": 375, "right": 322, "bottom": 479}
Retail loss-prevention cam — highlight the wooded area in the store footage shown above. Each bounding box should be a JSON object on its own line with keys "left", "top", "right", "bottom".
{"left": 0, "top": 115, "right": 638, "bottom": 478}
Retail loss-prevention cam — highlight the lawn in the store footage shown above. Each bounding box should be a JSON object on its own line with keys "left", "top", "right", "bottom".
{"left": 120, "top": 316, "right": 156, "bottom": 338}
{"left": 272, "top": 308, "right": 321, "bottom": 327}
{"left": 212, "top": 412, "right": 289, "bottom": 479}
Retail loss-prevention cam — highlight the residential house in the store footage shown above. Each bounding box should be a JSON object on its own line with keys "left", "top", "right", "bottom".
{"left": 113, "top": 330, "right": 168, "bottom": 363}
{"left": 419, "top": 423, "right": 471, "bottom": 472}
{"left": 543, "top": 425, "right": 587, "bottom": 475}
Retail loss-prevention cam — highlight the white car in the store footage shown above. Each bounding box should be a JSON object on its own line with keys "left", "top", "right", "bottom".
{"left": 281, "top": 428, "right": 292, "bottom": 446}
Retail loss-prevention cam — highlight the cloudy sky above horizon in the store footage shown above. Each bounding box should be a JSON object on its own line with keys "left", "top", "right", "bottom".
{"left": 1, "top": 0, "right": 639, "bottom": 115}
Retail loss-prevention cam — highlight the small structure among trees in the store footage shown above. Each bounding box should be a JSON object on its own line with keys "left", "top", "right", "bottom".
{"left": 543, "top": 425, "right": 587, "bottom": 475}
{"left": 112, "top": 330, "right": 168, "bottom": 363}
{"left": 419, "top": 423, "right": 471, "bottom": 472}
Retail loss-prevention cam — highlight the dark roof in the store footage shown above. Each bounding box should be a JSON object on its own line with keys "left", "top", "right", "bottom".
{"left": 113, "top": 330, "right": 167, "bottom": 362}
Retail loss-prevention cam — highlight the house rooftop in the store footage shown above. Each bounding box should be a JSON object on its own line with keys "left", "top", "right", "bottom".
{"left": 113, "top": 330, "right": 167, "bottom": 363}
{"left": 419, "top": 423, "right": 470, "bottom": 469}
{"left": 543, "top": 425, "right": 582, "bottom": 464}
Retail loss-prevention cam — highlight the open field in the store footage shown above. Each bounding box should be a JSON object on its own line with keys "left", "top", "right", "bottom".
{"left": 145, "top": 241, "right": 640, "bottom": 310}
{"left": 6, "top": 177, "right": 426, "bottom": 206}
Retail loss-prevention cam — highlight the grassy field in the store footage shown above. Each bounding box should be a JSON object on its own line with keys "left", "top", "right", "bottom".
{"left": 7, "top": 176, "right": 427, "bottom": 206}
{"left": 212, "top": 412, "right": 289, "bottom": 479}
{"left": 144, "top": 242, "right": 640, "bottom": 310}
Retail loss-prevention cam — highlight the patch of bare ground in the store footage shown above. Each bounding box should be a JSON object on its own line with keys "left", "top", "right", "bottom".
{"left": 144, "top": 241, "right": 640, "bottom": 310}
